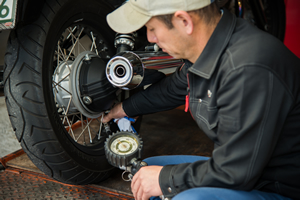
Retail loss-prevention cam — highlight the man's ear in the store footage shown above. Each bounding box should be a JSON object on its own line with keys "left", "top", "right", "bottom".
{"left": 173, "top": 11, "right": 194, "bottom": 35}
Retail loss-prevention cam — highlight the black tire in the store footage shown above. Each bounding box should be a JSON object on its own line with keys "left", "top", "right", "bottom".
{"left": 4, "top": 0, "right": 121, "bottom": 184}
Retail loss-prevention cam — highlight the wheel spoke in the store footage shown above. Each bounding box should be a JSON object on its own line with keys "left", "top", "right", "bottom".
{"left": 67, "top": 26, "right": 88, "bottom": 57}
{"left": 87, "top": 121, "right": 93, "bottom": 144}
{"left": 80, "top": 113, "right": 86, "bottom": 145}
{"left": 66, "top": 27, "right": 85, "bottom": 61}
{"left": 64, "top": 95, "right": 73, "bottom": 120}
{"left": 66, "top": 26, "right": 78, "bottom": 40}
{"left": 52, "top": 73, "right": 71, "bottom": 90}
{"left": 78, "top": 117, "right": 100, "bottom": 137}
{"left": 59, "top": 112, "right": 81, "bottom": 118}
{"left": 75, "top": 117, "right": 94, "bottom": 142}
{"left": 52, "top": 24, "right": 112, "bottom": 146}
{"left": 90, "top": 31, "right": 99, "bottom": 55}
{"left": 62, "top": 107, "right": 76, "bottom": 141}
{"left": 98, "top": 113, "right": 104, "bottom": 140}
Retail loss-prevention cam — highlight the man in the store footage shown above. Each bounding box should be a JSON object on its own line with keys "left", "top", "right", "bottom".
{"left": 104, "top": 0, "right": 300, "bottom": 199}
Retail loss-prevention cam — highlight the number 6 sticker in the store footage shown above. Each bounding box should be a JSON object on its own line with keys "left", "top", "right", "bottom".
{"left": 0, "top": 0, "right": 17, "bottom": 30}
{"left": 0, "top": 0, "right": 9, "bottom": 18}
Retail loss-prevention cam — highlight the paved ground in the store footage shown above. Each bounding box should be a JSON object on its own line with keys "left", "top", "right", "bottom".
{"left": 0, "top": 91, "right": 21, "bottom": 158}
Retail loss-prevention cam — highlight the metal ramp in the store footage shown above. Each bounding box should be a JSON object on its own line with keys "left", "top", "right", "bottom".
{"left": 0, "top": 109, "right": 213, "bottom": 199}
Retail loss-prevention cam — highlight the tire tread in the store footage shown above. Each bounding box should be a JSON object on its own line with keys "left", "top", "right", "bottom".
{"left": 4, "top": 0, "right": 116, "bottom": 185}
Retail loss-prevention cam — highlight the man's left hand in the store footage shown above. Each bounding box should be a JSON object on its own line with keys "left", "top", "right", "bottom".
{"left": 131, "top": 166, "right": 163, "bottom": 200}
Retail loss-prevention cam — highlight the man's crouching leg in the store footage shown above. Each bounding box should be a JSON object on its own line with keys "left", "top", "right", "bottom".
{"left": 172, "top": 187, "right": 292, "bottom": 200}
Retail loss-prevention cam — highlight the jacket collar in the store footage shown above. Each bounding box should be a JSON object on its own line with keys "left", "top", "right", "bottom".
{"left": 188, "top": 9, "right": 237, "bottom": 79}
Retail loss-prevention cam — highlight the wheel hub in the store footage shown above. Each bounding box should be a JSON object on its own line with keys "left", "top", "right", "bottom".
{"left": 53, "top": 51, "right": 118, "bottom": 118}
{"left": 53, "top": 60, "right": 78, "bottom": 114}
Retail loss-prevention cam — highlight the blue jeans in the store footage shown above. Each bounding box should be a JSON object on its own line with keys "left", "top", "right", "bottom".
{"left": 144, "top": 155, "right": 291, "bottom": 200}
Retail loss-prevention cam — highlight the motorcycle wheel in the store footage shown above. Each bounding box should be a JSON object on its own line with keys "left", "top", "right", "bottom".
{"left": 3, "top": 0, "right": 122, "bottom": 184}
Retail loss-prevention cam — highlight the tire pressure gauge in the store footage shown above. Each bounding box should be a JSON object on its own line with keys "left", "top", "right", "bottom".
{"left": 105, "top": 131, "right": 143, "bottom": 169}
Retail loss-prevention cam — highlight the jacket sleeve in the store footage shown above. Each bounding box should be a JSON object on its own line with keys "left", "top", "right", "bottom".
{"left": 122, "top": 61, "right": 192, "bottom": 117}
{"left": 158, "top": 66, "right": 293, "bottom": 198}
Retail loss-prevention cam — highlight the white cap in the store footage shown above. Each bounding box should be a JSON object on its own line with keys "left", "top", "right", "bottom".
{"left": 107, "top": 0, "right": 214, "bottom": 34}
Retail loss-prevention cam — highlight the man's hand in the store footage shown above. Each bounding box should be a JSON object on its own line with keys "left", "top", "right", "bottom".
{"left": 102, "top": 103, "right": 127, "bottom": 123}
{"left": 131, "top": 166, "right": 163, "bottom": 200}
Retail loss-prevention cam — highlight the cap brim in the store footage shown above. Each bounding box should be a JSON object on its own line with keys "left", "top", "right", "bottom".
{"left": 107, "top": 2, "right": 151, "bottom": 34}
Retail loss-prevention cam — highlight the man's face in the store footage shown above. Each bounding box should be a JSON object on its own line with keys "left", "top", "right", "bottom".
{"left": 145, "top": 17, "right": 189, "bottom": 59}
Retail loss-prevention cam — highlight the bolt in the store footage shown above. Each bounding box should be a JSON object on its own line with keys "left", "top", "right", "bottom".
{"left": 83, "top": 96, "right": 92, "bottom": 105}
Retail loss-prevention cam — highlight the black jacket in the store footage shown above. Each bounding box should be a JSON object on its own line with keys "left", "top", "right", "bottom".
{"left": 123, "top": 9, "right": 300, "bottom": 199}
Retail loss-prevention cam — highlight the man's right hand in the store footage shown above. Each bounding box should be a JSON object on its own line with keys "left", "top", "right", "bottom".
{"left": 102, "top": 103, "right": 127, "bottom": 123}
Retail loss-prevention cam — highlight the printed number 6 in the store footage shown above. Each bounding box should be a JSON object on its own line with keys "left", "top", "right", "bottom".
{"left": 0, "top": 0, "right": 9, "bottom": 18}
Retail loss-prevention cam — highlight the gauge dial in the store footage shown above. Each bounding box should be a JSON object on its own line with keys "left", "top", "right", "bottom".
{"left": 110, "top": 135, "right": 138, "bottom": 155}
{"left": 105, "top": 131, "right": 143, "bottom": 168}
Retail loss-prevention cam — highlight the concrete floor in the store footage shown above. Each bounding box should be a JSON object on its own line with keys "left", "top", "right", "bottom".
{"left": 0, "top": 90, "right": 21, "bottom": 158}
